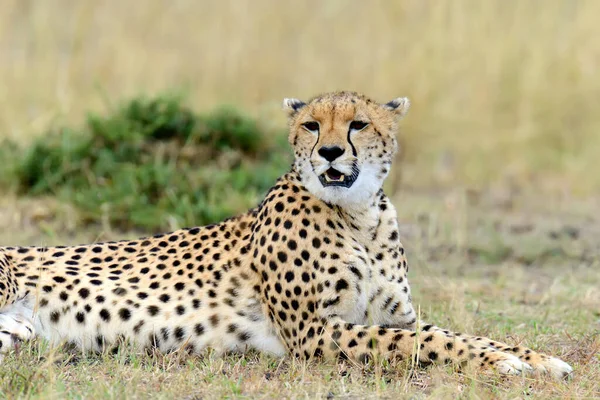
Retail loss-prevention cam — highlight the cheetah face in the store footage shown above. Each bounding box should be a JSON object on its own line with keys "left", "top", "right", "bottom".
{"left": 283, "top": 92, "right": 409, "bottom": 208}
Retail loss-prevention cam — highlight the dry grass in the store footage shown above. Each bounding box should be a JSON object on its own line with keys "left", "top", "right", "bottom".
{"left": 0, "top": 1, "right": 599, "bottom": 398}
{"left": 1, "top": 0, "right": 599, "bottom": 192}
{"left": 1, "top": 189, "right": 599, "bottom": 399}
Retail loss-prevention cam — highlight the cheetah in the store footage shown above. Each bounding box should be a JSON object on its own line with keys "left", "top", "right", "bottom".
{"left": 0, "top": 91, "right": 572, "bottom": 379}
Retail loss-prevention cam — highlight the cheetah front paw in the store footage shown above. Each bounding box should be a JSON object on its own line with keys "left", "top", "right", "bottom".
{"left": 488, "top": 352, "right": 533, "bottom": 376}
{"left": 526, "top": 354, "right": 573, "bottom": 379}
{"left": 0, "top": 313, "right": 36, "bottom": 357}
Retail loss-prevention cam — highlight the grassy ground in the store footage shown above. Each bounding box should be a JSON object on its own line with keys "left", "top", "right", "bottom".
{"left": 0, "top": 189, "right": 598, "bottom": 399}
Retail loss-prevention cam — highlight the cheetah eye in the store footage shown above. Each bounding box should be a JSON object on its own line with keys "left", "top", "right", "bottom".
{"left": 302, "top": 121, "right": 319, "bottom": 133}
{"left": 349, "top": 121, "right": 369, "bottom": 131}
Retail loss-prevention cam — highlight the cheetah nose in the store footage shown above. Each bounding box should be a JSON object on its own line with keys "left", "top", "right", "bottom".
{"left": 318, "top": 146, "right": 345, "bottom": 162}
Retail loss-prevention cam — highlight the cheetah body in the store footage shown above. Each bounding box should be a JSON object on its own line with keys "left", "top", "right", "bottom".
{"left": 0, "top": 92, "right": 572, "bottom": 379}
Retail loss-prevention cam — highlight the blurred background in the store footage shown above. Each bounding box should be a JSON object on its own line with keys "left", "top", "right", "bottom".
{"left": 0, "top": 0, "right": 599, "bottom": 235}
{"left": 0, "top": 3, "right": 599, "bottom": 397}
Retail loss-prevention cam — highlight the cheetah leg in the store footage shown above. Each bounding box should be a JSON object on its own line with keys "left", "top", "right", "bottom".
{"left": 301, "top": 318, "right": 534, "bottom": 376}
{"left": 420, "top": 324, "right": 573, "bottom": 379}
{"left": 0, "top": 253, "right": 36, "bottom": 359}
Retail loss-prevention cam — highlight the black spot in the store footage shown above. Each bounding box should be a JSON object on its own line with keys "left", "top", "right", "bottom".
{"left": 119, "top": 308, "right": 131, "bottom": 321}
{"left": 335, "top": 279, "right": 349, "bottom": 292}
{"left": 322, "top": 296, "right": 340, "bottom": 308}
{"left": 50, "top": 311, "right": 60, "bottom": 323}
{"left": 277, "top": 252, "right": 288, "bottom": 263}
{"left": 291, "top": 300, "right": 300, "bottom": 310}
{"left": 159, "top": 294, "right": 170, "bottom": 303}
{"left": 99, "top": 309, "right": 111, "bottom": 322}
{"left": 174, "top": 327, "right": 185, "bottom": 341}
{"left": 160, "top": 327, "right": 170, "bottom": 341}
{"left": 301, "top": 250, "right": 310, "bottom": 261}
{"left": 285, "top": 272, "right": 295, "bottom": 283}
{"left": 75, "top": 312, "right": 85, "bottom": 323}
{"left": 133, "top": 320, "right": 145, "bottom": 334}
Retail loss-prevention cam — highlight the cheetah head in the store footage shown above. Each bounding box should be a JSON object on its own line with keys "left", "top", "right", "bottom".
{"left": 283, "top": 91, "right": 409, "bottom": 208}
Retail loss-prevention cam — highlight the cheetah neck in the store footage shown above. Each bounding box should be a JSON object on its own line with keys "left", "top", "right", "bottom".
{"left": 284, "top": 168, "right": 386, "bottom": 238}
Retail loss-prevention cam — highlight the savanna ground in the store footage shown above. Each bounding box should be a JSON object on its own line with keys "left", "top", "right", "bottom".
{"left": 0, "top": 1, "right": 599, "bottom": 399}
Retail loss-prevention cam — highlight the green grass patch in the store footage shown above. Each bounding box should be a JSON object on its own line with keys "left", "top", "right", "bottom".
{"left": 0, "top": 94, "right": 291, "bottom": 231}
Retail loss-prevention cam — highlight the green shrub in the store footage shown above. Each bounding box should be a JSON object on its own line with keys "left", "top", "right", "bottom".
{"left": 3, "top": 94, "right": 291, "bottom": 231}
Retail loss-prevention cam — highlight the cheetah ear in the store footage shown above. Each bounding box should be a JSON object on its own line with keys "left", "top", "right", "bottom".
{"left": 383, "top": 97, "right": 410, "bottom": 118}
{"left": 282, "top": 98, "right": 306, "bottom": 116}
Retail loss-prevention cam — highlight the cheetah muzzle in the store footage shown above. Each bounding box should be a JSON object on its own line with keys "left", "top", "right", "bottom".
{"left": 318, "top": 165, "right": 358, "bottom": 188}
{"left": 0, "top": 91, "right": 573, "bottom": 381}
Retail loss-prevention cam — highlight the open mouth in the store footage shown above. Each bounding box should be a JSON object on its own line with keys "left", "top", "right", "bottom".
{"left": 318, "top": 168, "right": 357, "bottom": 188}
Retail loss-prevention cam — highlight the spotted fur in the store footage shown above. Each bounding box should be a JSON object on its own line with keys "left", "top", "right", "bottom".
{"left": 0, "top": 91, "right": 572, "bottom": 378}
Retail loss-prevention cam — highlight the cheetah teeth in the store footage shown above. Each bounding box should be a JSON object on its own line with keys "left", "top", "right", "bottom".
{"left": 325, "top": 174, "right": 344, "bottom": 182}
